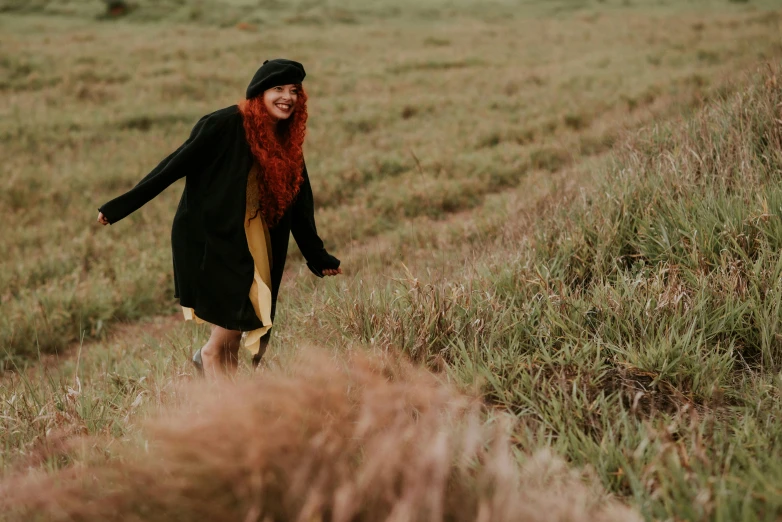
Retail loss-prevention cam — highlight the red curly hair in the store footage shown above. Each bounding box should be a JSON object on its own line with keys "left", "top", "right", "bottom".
{"left": 238, "top": 86, "right": 308, "bottom": 226}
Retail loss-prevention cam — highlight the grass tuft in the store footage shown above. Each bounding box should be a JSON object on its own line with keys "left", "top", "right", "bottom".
{"left": 0, "top": 351, "right": 639, "bottom": 522}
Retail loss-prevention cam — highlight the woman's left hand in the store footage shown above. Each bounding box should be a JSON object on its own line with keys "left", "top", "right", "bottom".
{"left": 322, "top": 268, "right": 342, "bottom": 276}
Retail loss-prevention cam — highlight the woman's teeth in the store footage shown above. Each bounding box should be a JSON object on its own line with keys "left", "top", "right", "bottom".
{"left": 276, "top": 103, "right": 291, "bottom": 110}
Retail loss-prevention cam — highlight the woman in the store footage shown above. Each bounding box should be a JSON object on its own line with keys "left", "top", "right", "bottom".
{"left": 97, "top": 59, "right": 342, "bottom": 378}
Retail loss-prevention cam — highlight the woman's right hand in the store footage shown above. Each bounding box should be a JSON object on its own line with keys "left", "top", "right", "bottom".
{"left": 97, "top": 212, "right": 109, "bottom": 226}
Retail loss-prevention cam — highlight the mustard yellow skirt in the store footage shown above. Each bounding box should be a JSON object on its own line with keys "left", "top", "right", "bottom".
{"left": 182, "top": 210, "right": 273, "bottom": 357}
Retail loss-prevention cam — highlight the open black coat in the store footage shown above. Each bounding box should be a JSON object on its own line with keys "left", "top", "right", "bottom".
{"left": 99, "top": 105, "right": 340, "bottom": 332}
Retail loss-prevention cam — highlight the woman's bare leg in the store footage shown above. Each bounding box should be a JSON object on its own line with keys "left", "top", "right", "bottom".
{"left": 224, "top": 335, "right": 241, "bottom": 374}
{"left": 251, "top": 332, "right": 271, "bottom": 369}
{"left": 200, "top": 326, "right": 242, "bottom": 378}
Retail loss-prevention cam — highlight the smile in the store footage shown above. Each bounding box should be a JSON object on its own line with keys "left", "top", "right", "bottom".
{"left": 275, "top": 103, "right": 292, "bottom": 111}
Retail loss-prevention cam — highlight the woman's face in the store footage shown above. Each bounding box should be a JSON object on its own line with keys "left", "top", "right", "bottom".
{"left": 262, "top": 84, "right": 299, "bottom": 121}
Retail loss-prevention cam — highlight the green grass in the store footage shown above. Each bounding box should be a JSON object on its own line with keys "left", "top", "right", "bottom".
{"left": 3, "top": 0, "right": 782, "bottom": 520}
{"left": 296, "top": 65, "right": 782, "bottom": 519}
{"left": 3, "top": 0, "right": 781, "bottom": 25}
{"left": 4, "top": 64, "right": 782, "bottom": 520}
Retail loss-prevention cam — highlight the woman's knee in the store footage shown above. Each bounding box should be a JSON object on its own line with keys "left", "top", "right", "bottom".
{"left": 210, "top": 326, "right": 242, "bottom": 347}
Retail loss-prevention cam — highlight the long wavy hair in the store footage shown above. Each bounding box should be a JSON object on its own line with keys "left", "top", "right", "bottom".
{"left": 238, "top": 86, "right": 308, "bottom": 227}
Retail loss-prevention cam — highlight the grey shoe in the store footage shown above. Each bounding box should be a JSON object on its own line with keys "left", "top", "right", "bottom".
{"left": 192, "top": 347, "right": 205, "bottom": 376}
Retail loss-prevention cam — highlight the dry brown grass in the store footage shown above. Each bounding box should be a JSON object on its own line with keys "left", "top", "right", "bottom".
{"left": 0, "top": 349, "right": 639, "bottom": 522}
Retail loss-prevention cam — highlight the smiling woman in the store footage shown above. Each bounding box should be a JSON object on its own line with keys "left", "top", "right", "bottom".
{"left": 97, "top": 59, "right": 343, "bottom": 378}
{"left": 265, "top": 84, "right": 299, "bottom": 119}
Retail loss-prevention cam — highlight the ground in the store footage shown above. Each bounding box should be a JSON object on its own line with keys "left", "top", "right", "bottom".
{"left": 2, "top": 1, "right": 782, "bottom": 520}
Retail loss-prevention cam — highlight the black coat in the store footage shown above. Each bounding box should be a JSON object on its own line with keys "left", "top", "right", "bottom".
{"left": 99, "top": 105, "right": 340, "bottom": 332}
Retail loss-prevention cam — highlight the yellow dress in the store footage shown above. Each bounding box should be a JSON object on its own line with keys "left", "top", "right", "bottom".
{"left": 182, "top": 163, "right": 273, "bottom": 357}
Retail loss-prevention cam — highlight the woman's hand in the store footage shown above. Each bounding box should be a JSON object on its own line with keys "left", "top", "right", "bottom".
{"left": 97, "top": 212, "right": 109, "bottom": 226}
{"left": 322, "top": 268, "right": 342, "bottom": 277}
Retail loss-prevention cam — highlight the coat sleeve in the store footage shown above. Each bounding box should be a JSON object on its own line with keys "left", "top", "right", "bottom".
{"left": 98, "top": 113, "right": 222, "bottom": 224}
{"left": 290, "top": 163, "right": 341, "bottom": 278}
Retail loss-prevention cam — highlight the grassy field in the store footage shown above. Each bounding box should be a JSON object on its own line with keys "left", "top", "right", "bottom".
{"left": 2, "top": 0, "right": 782, "bottom": 520}
{"left": 2, "top": 0, "right": 780, "bottom": 363}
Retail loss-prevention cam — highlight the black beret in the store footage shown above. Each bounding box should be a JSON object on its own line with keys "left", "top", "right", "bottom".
{"left": 246, "top": 59, "right": 306, "bottom": 99}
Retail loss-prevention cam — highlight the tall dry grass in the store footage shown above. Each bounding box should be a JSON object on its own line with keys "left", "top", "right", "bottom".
{"left": 282, "top": 63, "right": 782, "bottom": 519}
{"left": 0, "top": 350, "right": 639, "bottom": 522}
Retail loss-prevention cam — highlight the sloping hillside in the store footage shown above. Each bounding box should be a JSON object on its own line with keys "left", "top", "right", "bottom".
{"left": 2, "top": 0, "right": 779, "bottom": 364}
